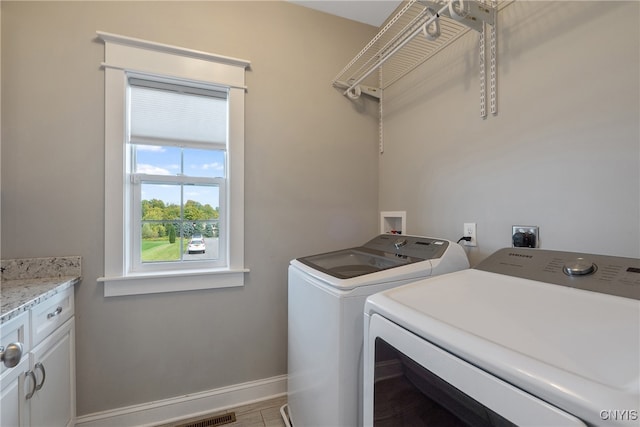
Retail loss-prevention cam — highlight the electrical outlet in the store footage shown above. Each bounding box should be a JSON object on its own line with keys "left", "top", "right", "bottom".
{"left": 512, "top": 225, "right": 539, "bottom": 248}
{"left": 463, "top": 223, "right": 477, "bottom": 247}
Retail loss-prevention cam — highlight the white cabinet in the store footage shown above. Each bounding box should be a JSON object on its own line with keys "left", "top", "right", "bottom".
{"left": 0, "top": 287, "right": 75, "bottom": 427}
{"left": 28, "top": 318, "right": 75, "bottom": 427}
{"left": 1, "top": 311, "right": 30, "bottom": 427}
{"left": 30, "top": 290, "right": 73, "bottom": 349}
{"left": 0, "top": 311, "right": 30, "bottom": 379}
{"left": 1, "top": 357, "right": 30, "bottom": 427}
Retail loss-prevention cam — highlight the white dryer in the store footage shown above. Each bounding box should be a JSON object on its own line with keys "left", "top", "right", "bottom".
{"left": 286, "top": 234, "right": 469, "bottom": 427}
{"left": 364, "top": 248, "right": 640, "bottom": 426}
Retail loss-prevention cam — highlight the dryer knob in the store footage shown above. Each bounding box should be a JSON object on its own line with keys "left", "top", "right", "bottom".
{"left": 394, "top": 238, "right": 408, "bottom": 249}
{"left": 563, "top": 258, "right": 596, "bottom": 276}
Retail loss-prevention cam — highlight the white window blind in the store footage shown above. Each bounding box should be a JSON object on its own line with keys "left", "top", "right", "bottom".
{"left": 129, "top": 79, "right": 228, "bottom": 146}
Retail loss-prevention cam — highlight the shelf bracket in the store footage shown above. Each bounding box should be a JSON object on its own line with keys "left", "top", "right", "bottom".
{"left": 419, "top": 0, "right": 496, "bottom": 33}
{"left": 334, "top": 82, "right": 381, "bottom": 100}
{"left": 480, "top": 20, "right": 487, "bottom": 118}
{"left": 489, "top": 0, "right": 498, "bottom": 116}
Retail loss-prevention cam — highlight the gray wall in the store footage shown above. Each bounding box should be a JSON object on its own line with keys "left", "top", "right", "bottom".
{"left": 4, "top": 0, "right": 639, "bottom": 418}
{"left": 379, "top": 1, "right": 640, "bottom": 265}
{"left": 1, "top": 1, "right": 379, "bottom": 415}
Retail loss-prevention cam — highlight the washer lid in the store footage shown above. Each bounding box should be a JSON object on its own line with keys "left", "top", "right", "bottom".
{"left": 291, "top": 257, "right": 434, "bottom": 291}
{"left": 365, "top": 268, "right": 640, "bottom": 421}
{"left": 297, "top": 247, "right": 418, "bottom": 279}
{"left": 296, "top": 234, "right": 449, "bottom": 279}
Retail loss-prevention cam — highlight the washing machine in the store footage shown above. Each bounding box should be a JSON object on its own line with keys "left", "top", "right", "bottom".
{"left": 364, "top": 247, "right": 640, "bottom": 426}
{"left": 286, "top": 234, "right": 469, "bottom": 427}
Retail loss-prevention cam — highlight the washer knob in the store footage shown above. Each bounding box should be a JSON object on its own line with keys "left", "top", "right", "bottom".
{"left": 563, "top": 258, "right": 596, "bottom": 276}
{"left": 394, "top": 238, "right": 408, "bottom": 249}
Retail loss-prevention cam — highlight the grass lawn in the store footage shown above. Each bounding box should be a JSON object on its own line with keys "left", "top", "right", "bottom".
{"left": 142, "top": 238, "right": 185, "bottom": 262}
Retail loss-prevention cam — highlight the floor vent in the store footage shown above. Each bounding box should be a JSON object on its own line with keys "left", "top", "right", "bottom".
{"left": 176, "top": 412, "right": 237, "bottom": 427}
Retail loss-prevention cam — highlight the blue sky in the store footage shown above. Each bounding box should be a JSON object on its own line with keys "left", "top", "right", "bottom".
{"left": 135, "top": 145, "right": 224, "bottom": 207}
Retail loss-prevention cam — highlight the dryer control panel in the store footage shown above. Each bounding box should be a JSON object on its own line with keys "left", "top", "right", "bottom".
{"left": 476, "top": 248, "right": 640, "bottom": 300}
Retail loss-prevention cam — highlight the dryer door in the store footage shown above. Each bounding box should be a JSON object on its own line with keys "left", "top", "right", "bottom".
{"left": 364, "top": 314, "right": 587, "bottom": 426}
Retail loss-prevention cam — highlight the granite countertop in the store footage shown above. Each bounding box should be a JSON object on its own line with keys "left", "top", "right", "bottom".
{"left": 1, "top": 257, "right": 81, "bottom": 324}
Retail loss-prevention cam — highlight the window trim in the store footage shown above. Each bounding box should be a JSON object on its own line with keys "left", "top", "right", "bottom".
{"left": 97, "top": 31, "right": 250, "bottom": 296}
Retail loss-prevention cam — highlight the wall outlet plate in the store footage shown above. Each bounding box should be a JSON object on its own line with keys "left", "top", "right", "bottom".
{"left": 463, "top": 222, "right": 477, "bottom": 247}
{"left": 512, "top": 225, "right": 539, "bottom": 248}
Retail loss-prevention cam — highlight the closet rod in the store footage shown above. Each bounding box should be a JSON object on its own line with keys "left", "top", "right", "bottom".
{"left": 343, "top": 1, "right": 451, "bottom": 97}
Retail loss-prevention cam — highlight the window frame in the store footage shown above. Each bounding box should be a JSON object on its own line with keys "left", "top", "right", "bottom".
{"left": 127, "top": 77, "right": 229, "bottom": 272}
{"left": 130, "top": 174, "right": 228, "bottom": 272}
{"left": 97, "top": 31, "right": 250, "bottom": 297}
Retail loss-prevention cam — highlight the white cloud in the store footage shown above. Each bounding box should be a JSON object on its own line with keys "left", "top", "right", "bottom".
{"left": 202, "top": 162, "right": 224, "bottom": 172}
{"left": 137, "top": 163, "right": 171, "bottom": 175}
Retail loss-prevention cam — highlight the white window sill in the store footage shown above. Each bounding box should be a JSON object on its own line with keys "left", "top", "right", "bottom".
{"left": 98, "top": 268, "right": 249, "bottom": 297}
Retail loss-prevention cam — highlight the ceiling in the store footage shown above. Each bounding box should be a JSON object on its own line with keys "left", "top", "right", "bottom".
{"left": 290, "top": 0, "right": 403, "bottom": 27}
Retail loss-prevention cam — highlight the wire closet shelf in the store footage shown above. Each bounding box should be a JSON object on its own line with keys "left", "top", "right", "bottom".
{"left": 332, "top": 0, "right": 503, "bottom": 99}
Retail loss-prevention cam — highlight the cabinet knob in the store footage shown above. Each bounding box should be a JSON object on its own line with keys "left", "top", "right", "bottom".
{"left": 0, "top": 342, "right": 23, "bottom": 368}
{"left": 34, "top": 362, "right": 46, "bottom": 390}
{"left": 47, "top": 306, "right": 63, "bottom": 319}
{"left": 25, "top": 370, "right": 37, "bottom": 400}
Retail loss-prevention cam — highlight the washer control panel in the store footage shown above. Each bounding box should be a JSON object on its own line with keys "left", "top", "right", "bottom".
{"left": 363, "top": 234, "right": 449, "bottom": 260}
{"left": 476, "top": 248, "right": 640, "bottom": 300}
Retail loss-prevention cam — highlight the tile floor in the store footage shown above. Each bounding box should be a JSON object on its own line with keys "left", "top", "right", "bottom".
{"left": 159, "top": 395, "right": 288, "bottom": 427}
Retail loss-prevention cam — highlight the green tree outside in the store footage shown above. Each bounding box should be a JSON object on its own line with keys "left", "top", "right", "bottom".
{"left": 141, "top": 200, "right": 219, "bottom": 262}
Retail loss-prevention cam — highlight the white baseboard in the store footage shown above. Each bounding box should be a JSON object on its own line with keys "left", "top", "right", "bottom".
{"left": 75, "top": 375, "right": 287, "bottom": 427}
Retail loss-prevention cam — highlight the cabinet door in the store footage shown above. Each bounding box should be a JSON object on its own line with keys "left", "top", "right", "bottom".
{"left": 0, "top": 357, "right": 30, "bottom": 427}
{"left": 1, "top": 311, "right": 30, "bottom": 378}
{"left": 29, "top": 318, "right": 75, "bottom": 427}
{"left": 31, "top": 288, "right": 73, "bottom": 348}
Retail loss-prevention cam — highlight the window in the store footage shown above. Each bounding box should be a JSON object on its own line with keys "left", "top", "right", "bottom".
{"left": 129, "top": 79, "right": 228, "bottom": 271}
{"left": 98, "top": 32, "right": 250, "bottom": 296}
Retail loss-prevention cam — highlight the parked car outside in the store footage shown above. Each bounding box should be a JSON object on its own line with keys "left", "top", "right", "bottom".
{"left": 187, "top": 237, "right": 206, "bottom": 254}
